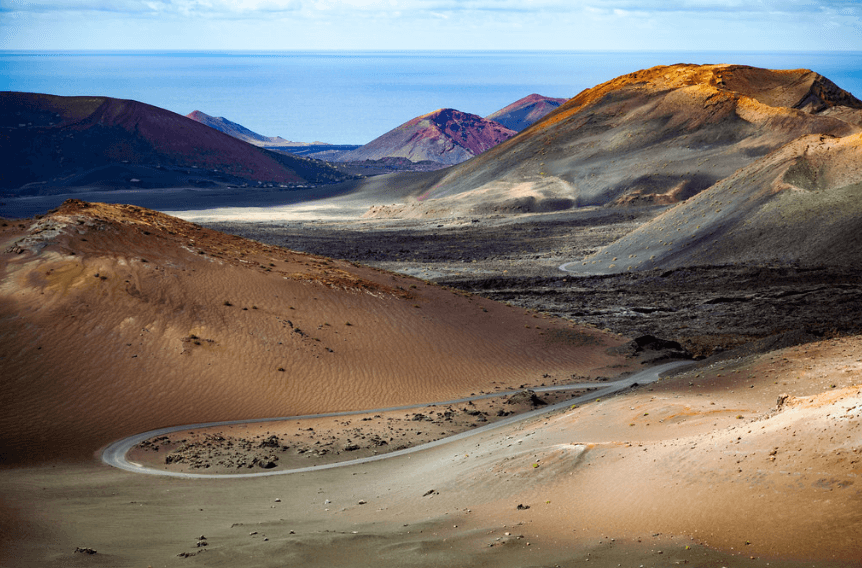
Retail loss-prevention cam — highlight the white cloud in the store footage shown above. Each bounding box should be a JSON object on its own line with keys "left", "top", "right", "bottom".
{"left": 2, "top": 0, "right": 859, "bottom": 16}
{"left": 1, "top": 0, "right": 859, "bottom": 50}
{"left": 0, "top": 0, "right": 302, "bottom": 14}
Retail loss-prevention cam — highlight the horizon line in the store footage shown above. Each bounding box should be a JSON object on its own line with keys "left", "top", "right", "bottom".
{"left": 3, "top": 48, "right": 862, "bottom": 54}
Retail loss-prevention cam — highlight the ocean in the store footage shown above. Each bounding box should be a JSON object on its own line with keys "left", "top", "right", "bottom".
{"left": 1, "top": 50, "right": 861, "bottom": 145}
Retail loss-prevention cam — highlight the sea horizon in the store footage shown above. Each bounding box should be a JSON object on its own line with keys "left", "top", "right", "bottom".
{"left": 2, "top": 49, "right": 860, "bottom": 145}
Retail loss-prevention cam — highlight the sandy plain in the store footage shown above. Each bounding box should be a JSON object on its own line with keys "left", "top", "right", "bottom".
{"left": 2, "top": 336, "right": 860, "bottom": 567}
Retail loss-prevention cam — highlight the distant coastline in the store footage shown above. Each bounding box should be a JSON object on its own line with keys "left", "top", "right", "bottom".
{"left": 2, "top": 50, "right": 861, "bottom": 145}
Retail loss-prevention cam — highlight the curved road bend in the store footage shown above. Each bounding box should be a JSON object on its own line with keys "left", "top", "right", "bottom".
{"left": 102, "top": 361, "right": 692, "bottom": 479}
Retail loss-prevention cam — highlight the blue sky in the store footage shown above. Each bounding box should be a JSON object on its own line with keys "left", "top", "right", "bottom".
{"left": 1, "top": 0, "right": 860, "bottom": 51}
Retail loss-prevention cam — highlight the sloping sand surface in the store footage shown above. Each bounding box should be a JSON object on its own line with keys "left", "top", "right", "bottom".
{"left": 1, "top": 335, "right": 859, "bottom": 566}
{"left": 0, "top": 200, "right": 629, "bottom": 464}
{"left": 570, "top": 131, "right": 862, "bottom": 273}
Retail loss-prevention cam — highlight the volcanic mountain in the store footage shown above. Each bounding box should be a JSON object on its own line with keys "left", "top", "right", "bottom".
{"left": 336, "top": 108, "right": 516, "bottom": 166}
{"left": 186, "top": 110, "right": 306, "bottom": 147}
{"left": 358, "top": 65, "right": 862, "bottom": 218}
{"left": 485, "top": 93, "right": 568, "bottom": 132}
{"left": 565, "top": 131, "right": 862, "bottom": 274}
{"left": 0, "top": 92, "right": 352, "bottom": 193}
{"left": 0, "top": 199, "right": 628, "bottom": 464}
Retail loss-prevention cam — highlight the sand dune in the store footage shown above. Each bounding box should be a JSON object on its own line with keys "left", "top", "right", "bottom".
{"left": 0, "top": 200, "right": 630, "bottom": 465}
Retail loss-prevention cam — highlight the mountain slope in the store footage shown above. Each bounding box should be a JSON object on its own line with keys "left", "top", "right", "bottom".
{"left": 563, "top": 131, "right": 862, "bottom": 274}
{"left": 337, "top": 108, "right": 516, "bottom": 166}
{"left": 0, "top": 92, "right": 352, "bottom": 193}
{"left": 485, "top": 93, "right": 568, "bottom": 132}
{"left": 362, "top": 65, "right": 862, "bottom": 218}
{"left": 186, "top": 110, "right": 307, "bottom": 147}
{"left": 0, "top": 200, "right": 628, "bottom": 464}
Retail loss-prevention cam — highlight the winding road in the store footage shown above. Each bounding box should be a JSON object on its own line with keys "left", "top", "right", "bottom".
{"left": 102, "top": 361, "right": 691, "bottom": 479}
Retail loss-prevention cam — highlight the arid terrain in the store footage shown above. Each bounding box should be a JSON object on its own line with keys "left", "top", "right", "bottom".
{"left": 3, "top": 197, "right": 860, "bottom": 568}
{"left": 203, "top": 209, "right": 862, "bottom": 358}
{"left": 126, "top": 384, "right": 595, "bottom": 474}
{"left": 2, "top": 324, "right": 859, "bottom": 567}
{"left": 2, "top": 63, "right": 862, "bottom": 567}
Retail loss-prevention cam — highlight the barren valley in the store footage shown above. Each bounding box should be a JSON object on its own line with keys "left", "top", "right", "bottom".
{"left": 2, "top": 63, "right": 862, "bottom": 567}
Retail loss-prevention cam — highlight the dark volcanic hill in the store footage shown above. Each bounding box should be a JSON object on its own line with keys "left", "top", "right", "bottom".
{"left": 485, "top": 94, "right": 568, "bottom": 132}
{"left": 0, "top": 92, "right": 352, "bottom": 193}
{"left": 337, "top": 108, "right": 516, "bottom": 166}
{"left": 186, "top": 110, "right": 305, "bottom": 147}
{"left": 359, "top": 65, "right": 862, "bottom": 218}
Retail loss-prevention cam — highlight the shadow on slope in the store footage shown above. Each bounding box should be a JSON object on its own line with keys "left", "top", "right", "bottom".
{"left": 0, "top": 92, "right": 354, "bottom": 194}
{"left": 0, "top": 200, "right": 628, "bottom": 465}
{"left": 359, "top": 65, "right": 862, "bottom": 218}
{"left": 567, "top": 132, "right": 862, "bottom": 274}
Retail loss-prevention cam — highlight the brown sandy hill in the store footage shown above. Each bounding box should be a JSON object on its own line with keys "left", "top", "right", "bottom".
{"left": 485, "top": 93, "right": 568, "bottom": 132}
{"left": 337, "top": 108, "right": 516, "bottom": 166}
{"left": 357, "top": 64, "right": 861, "bottom": 218}
{"left": 0, "top": 200, "right": 631, "bottom": 465}
{"left": 570, "top": 131, "right": 862, "bottom": 273}
{"left": 0, "top": 92, "right": 352, "bottom": 193}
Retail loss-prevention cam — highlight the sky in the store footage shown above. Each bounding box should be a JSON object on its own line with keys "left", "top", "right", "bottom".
{"left": 1, "top": 0, "right": 860, "bottom": 51}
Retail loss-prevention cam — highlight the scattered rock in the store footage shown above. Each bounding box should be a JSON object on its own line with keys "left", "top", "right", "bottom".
{"left": 258, "top": 435, "right": 281, "bottom": 448}
{"left": 74, "top": 547, "right": 97, "bottom": 555}
{"left": 368, "top": 435, "right": 388, "bottom": 447}
{"left": 608, "top": 334, "right": 691, "bottom": 363}
{"left": 506, "top": 390, "right": 547, "bottom": 407}
{"left": 165, "top": 453, "right": 185, "bottom": 465}
{"left": 516, "top": 504, "right": 530, "bottom": 510}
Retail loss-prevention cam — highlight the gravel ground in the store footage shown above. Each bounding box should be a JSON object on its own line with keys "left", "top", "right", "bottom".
{"left": 204, "top": 207, "right": 862, "bottom": 357}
